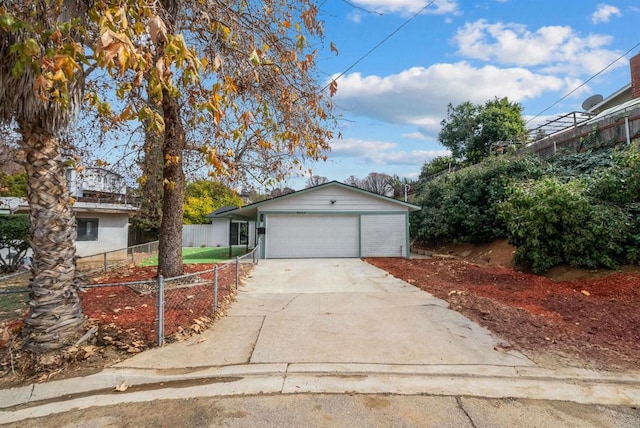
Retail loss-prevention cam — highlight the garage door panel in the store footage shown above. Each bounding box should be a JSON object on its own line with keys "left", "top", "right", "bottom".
{"left": 361, "top": 214, "right": 406, "bottom": 257}
{"left": 266, "top": 214, "right": 358, "bottom": 258}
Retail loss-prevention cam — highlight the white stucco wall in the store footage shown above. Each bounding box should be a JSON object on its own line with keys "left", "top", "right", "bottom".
{"left": 74, "top": 213, "right": 129, "bottom": 257}
{"left": 183, "top": 220, "right": 256, "bottom": 248}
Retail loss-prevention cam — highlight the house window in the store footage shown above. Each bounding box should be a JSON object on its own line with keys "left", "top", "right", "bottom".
{"left": 239, "top": 223, "right": 248, "bottom": 245}
{"left": 230, "top": 222, "right": 249, "bottom": 245}
{"left": 77, "top": 218, "right": 99, "bottom": 241}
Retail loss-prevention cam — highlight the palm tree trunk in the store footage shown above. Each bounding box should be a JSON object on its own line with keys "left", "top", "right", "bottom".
{"left": 19, "top": 120, "right": 84, "bottom": 352}
{"left": 157, "top": 89, "right": 185, "bottom": 277}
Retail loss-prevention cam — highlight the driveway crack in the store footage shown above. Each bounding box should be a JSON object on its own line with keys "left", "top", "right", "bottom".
{"left": 456, "top": 397, "right": 477, "bottom": 428}
{"left": 276, "top": 294, "right": 301, "bottom": 313}
{"left": 247, "top": 315, "right": 266, "bottom": 364}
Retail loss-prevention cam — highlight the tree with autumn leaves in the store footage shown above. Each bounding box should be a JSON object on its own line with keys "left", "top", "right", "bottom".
{"left": 183, "top": 180, "right": 243, "bottom": 225}
{"left": 0, "top": 0, "right": 336, "bottom": 352}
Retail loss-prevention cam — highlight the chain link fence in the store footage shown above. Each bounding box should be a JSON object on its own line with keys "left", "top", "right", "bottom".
{"left": 0, "top": 240, "right": 261, "bottom": 347}
{"left": 76, "top": 241, "right": 159, "bottom": 275}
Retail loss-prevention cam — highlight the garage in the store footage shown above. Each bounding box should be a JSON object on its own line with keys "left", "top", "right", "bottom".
{"left": 360, "top": 214, "right": 407, "bottom": 257}
{"left": 209, "top": 181, "right": 420, "bottom": 259}
{"left": 266, "top": 214, "right": 358, "bottom": 258}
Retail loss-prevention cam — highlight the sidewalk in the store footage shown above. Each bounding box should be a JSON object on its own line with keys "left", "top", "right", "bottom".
{"left": 2, "top": 362, "right": 640, "bottom": 424}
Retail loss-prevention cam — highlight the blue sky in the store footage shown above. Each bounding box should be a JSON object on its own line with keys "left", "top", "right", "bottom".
{"left": 284, "top": 0, "right": 640, "bottom": 188}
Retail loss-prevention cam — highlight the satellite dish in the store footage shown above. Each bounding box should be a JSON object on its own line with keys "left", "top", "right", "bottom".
{"left": 582, "top": 94, "right": 603, "bottom": 111}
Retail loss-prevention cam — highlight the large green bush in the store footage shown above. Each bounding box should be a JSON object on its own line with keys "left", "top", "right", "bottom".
{"left": 411, "top": 156, "right": 542, "bottom": 244}
{"left": 0, "top": 214, "right": 31, "bottom": 273}
{"left": 412, "top": 144, "right": 640, "bottom": 273}
{"left": 499, "top": 178, "right": 632, "bottom": 273}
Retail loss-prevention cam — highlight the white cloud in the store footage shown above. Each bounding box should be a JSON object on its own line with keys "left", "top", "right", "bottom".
{"left": 348, "top": 0, "right": 460, "bottom": 16}
{"left": 401, "top": 131, "right": 428, "bottom": 139}
{"left": 333, "top": 63, "right": 565, "bottom": 131}
{"left": 330, "top": 138, "right": 449, "bottom": 165}
{"left": 330, "top": 138, "right": 396, "bottom": 157}
{"left": 348, "top": 11, "right": 362, "bottom": 24}
{"left": 591, "top": 3, "right": 622, "bottom": 23}
{"left": 453, "top": 19, "right": 623, "bottom": 75}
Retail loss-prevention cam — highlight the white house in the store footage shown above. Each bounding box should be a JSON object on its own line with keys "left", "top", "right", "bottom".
{"left": 66, "top": 167, "right": 127, "bottom": 200}
{"left": 2, "top": 166, "right": 138, "bottom": 258}
{"left": 9, "top": 199, "right": 137, "bottom": 257}
{"left": 201, "top": 205, "right": 256, "bottom": 248}
{"left": 212, "top": 181, "right": 420, "bottom": 259}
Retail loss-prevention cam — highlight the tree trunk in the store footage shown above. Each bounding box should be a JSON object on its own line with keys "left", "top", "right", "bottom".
{"left": 19, "top": 120, "right": 84, "bottom": 352}
{"left": 157, "top": 90, "right": 185, "bottom": 277}
{"left": 133, "top": 109, "right": 164, "bottom": 242}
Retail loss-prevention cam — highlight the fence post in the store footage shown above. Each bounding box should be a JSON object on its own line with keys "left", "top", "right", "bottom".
{"left": 157, "top": 275, "right": 165, "bottom": 347}
{"left": 213, "top": 265, "right": 219, "bottom": 313}
{"left": 235, "top": 256, "right": 239, "bottom": 289}
{"left": 103, "top": 253, "right": 107, "bottom": 273}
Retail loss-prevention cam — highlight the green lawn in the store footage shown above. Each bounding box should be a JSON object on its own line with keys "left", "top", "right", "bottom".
{"left": 0, "top": 290, "right": 28, "bottom": 322}
{"left": 140, "top": 247, "right": 250, "bottom": 266}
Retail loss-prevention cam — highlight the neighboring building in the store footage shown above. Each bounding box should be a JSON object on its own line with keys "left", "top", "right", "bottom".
{"left": 526, "top": 52, "right": 640, "bottom": 157}
{"left": 66, "top": 167, "right": 127, "bottom": 202}
{"left": 211, "top": 181, "right": 419, "bottom": 259}
{"left": 1, "top": 167, "right": 137, "bottom": 257}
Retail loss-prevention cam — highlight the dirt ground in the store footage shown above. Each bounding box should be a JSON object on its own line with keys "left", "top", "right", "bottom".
{"left": 367, "top": 240, "right": 640, "bottom": 372}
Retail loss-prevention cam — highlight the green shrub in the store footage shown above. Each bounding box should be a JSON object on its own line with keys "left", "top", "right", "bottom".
{"left": 499, "top": 177, "right": 632, "bottom": 273}
{"left": 411, "top": 156, "right": 542, "bottom": 244}
{"left": 0, "top": 214, "right": 31, "bottom": 273}
{"left": 413, "top": 145, "right": 640, "bottom": 273}
{"left": 544, "top": 149, "right": 617, "bottom": 178}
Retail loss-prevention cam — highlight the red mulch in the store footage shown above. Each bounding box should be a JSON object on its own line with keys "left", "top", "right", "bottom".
{"left": 0, "top": 263, "right": 250, "bottom": 388}
{"left": 81, "top": 263, "right": 240, "bottom": 345}
{"left": 365, "top": 257, "right": 640, "bottom": 371}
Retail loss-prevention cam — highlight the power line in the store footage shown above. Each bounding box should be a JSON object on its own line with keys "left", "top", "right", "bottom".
{"left": 526, "top": 40, "right": 640, "bottom": 125}
{"left": 324, "top": 0, "right": 436, "bottom": 91}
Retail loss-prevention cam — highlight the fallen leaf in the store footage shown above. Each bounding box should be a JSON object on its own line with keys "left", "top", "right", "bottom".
{"left": 195, "top": 338, "right": 206, "bottom": 344}
{"left": 81, "top": 345, "right": 98, "bottom": 359}
{"left": 581, "top": 290, "right": 591, "bottom": 296}
{"left": 114, "top": 382, "right": 129, "bottom": 392}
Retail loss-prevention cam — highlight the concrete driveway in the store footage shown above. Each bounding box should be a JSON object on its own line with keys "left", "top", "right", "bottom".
{"left": 119, "top": 259, "right": 533, "bottom": 369}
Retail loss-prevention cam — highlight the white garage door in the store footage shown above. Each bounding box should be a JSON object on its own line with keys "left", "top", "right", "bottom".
{"left": 266, "top": 214, "right": 358, "bottom": 258}
{"left": 360, "top": 214, "right": 406, "bottom": 257}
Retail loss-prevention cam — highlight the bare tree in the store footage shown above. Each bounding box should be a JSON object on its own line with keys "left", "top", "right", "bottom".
{"left": 305, "top": 175, "right": 328, "bottom": 188}
{"left": 344, "top": 175, "right": 361, "bottom": 188}
{"left": 361, "top": 173, "right": 393, "bottom": 196}
{"left": 269, "top": 187, "right": 296, "bottom": 198}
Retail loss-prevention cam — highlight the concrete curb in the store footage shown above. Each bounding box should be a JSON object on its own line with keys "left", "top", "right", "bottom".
{"left": 2, "top": 363, "right": 640, "bottom": 424}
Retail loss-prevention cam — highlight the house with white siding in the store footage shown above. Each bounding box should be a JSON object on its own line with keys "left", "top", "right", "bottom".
{"left": 2, "top": 167, "right": 137, "bottom": 258}
{"left": 211, "top": 181, "right": 419, "bottom": 259}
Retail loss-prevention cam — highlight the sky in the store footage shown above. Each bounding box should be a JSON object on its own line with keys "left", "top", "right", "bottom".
{"left": 284, "top": 0, "right": 640, "bottom": 188}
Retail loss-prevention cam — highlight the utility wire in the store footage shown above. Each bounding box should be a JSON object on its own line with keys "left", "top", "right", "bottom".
{"left": 323, "top": 0, "right": 436, "bottom": 91}
{"left": 526, "top": 40, "right": 640, "bottom": 125}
